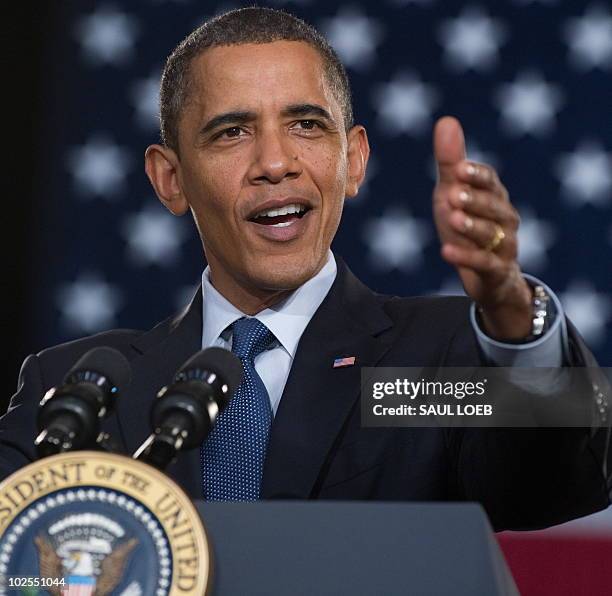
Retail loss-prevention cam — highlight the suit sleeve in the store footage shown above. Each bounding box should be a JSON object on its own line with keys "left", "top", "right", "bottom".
{"left": 446, "top": 316, "right": 611, "bottom": 531}
{"left": 0, "top": 355, "right": 45, "bottom": 479}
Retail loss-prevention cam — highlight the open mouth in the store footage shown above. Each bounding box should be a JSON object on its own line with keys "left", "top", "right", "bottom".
{"left": 249, "top": 203, "right": 311, "bottom": 228}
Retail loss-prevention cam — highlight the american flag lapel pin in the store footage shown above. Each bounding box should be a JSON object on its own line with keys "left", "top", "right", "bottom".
{"left": 333, "top": 356, "right": 356, "bottom": 368}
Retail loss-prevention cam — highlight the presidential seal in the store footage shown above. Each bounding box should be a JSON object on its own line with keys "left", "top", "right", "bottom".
{"left": 0, "top": 452, "right": 211, "bottom": 595}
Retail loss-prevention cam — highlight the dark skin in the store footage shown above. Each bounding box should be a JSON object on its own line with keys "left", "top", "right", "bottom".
{"left": 433, "top": 117, "right": 532, "bottom": 339}
{"left": 145, "top": 42, "right": 368, "bottom": 315}
{"left": 145, "top": 41, "right": 532, "bottom": 339}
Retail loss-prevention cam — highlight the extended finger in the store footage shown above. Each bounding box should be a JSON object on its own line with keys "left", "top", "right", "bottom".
{"left": 434, "top": 116, "right": 466, "bottom": 184}
{"left": 448, "top": 211, "right": 517, "bottom": 255}
{"left": 455, "top": 161, "right": 503, "bottom": 192}
{"left": 447, "top": 187, "right": 519, "bottom": 229}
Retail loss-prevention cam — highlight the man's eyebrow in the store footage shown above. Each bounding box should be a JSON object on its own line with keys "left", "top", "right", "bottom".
{"left": 282, "top": 103, "right": 335, "bottom": 123}
{"left": 198, "top": 104, "right": 335, "bottom": 138}
{"left": 198, "top": 111, "right": 256, "bottom": 137}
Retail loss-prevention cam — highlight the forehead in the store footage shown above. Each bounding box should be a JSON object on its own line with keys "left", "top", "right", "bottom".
{"left": 186, "top": 41, "right": 338, "bottom": 118}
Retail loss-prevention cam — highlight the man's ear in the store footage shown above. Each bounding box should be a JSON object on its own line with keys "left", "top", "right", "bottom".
{"left": 345, "top": 125, "right": 370, "bottom": 199}
{"left": 144, "top": 144, "right": 189, "bottom": 216}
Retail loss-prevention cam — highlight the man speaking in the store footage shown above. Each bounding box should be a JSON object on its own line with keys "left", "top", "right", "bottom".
{"left": 2, "top": 7, "right": 610, "bottom": 530}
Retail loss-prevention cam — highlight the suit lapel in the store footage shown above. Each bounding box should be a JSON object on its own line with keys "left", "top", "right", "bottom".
{"left": 116, "top": 286, "right": 204, "bottom": 498}
{"left": 116, "top": 260, "right": 396, "bottom": 501}
{"left": 261, "top": 259, "right": 394, "bottom": 499}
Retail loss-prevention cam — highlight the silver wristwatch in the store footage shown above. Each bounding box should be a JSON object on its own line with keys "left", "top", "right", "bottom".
{"left": 529, "top": 285, "right": 551, "bottom": 339}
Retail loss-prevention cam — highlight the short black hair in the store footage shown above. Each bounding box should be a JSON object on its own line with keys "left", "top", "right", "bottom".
{"left": 159, "top": 6, "right": 354, "bottom": 152}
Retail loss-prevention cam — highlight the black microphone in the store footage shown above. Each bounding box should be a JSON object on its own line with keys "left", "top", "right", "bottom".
{"left": 133, "top": 347, "right": 242, "bottom": 470}
{"left": 35, "top": 347, "right": 131, "bottom": 458}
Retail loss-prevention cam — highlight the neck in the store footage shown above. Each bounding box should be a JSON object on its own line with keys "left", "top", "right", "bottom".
{"left": 207, "top": 265, "right": 294, "bottom": 316}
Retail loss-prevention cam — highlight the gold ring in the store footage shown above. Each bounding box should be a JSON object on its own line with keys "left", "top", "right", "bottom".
{"left": 485, "top": 224, "right": 505, "bottom": 252}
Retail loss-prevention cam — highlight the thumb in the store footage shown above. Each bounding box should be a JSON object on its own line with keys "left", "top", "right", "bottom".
{"left": 433, "top": 116, "right": 466, "bottom": 184}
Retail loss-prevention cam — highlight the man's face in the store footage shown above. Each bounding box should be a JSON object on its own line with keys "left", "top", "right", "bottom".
{"left": 172, "top": 41, "right": 364, "bottom": 300}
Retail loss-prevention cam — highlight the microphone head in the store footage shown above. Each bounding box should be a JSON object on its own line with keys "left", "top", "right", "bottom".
{"left": 176, "top": 347, "right": 243, "bottom": 396}
{"left": 64, "top": 347, "right": 132, "bottom": 392}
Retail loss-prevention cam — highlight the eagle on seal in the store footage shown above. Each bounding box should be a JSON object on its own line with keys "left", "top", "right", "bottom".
{"left": 35, "top": 534, "right": 138, "bottom": 595}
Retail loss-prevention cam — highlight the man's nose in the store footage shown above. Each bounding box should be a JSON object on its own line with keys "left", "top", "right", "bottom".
{"left": 248, "top": 127, "right": 302, "bottom": 184}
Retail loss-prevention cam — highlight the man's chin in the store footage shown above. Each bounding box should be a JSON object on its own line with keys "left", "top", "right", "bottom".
{"left": 249, "top": 268, "right": 315, "bottom": 292}
{"left": 246, "top": 256, "right": 325, "bottom": 292}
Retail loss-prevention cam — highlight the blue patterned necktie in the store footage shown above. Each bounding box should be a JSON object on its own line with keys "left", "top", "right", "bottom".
{"left": 201, "top": 317, "right": 275, "bottom": 501}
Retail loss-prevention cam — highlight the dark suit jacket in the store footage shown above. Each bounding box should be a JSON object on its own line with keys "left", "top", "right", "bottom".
{"left": 2, "top": 258, "right": 610, "bottom": 530}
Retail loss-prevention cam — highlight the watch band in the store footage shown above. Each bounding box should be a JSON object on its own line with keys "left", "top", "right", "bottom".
{"left": 530, "top": 284, "right": 551, "bottom": 339}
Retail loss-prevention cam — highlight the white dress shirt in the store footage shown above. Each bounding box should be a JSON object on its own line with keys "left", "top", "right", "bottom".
{"left": 201, "top": 252, "right": 337, "bottom": 415}
{"left": 201, "top": 252, "right": 567, "bottom": 415}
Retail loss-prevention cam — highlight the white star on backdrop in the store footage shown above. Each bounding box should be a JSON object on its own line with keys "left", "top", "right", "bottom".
{"left": 75, "top": 7, "right": 140, "bottom": 66}
{"left": 57, "top": 274, "right": 123, "bottom": 333}
{"left": 562, "top": 5, "right": 612, "bottom": 70}
{"left": 516, "top": 207, "right": 556, "bottom": 272}
{"left": 122, "top": 205, "right": 189, "bottom": 266}
{"left": 67, "top": 135, "right": 133, "bottom": 199}
{"left": 363, "top": 208, "right": 431, "bottom": 272}
{"left": 321, "top": 8, "right": 384, "bottom": 70}
{"left": 130, "top": 71, "right": 161, "bottom": 130}
{"left": 555, "top": 142, "right": 612, "bottom": 207}
{"left": 372, "top": 72, "right": 439, "bottom": 136}
{"left": 437, "top": 7, "right": 508, "bottom": 71}
{"left": 560, "top": 281, "right": 612, "bottom": 346}
{"left": 494, "top": 72, "right": 564, "bottom": 136}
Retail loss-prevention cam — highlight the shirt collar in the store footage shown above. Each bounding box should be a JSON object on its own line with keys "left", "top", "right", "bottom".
{"left": 201, "top": 251, "right": 337, "bottom": 359}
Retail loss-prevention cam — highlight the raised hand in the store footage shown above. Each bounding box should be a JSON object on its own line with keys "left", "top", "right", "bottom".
{"left": 432, "top": 116, "right": 533, "bottom": 340}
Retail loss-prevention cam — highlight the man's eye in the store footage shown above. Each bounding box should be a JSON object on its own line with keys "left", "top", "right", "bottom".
{"left": 295, "top": 120, "right": 320, "bottom": 130}
{"left": 218, "top": 127, "right": 243, "bottom": 139}
{"left": 224, "top": 127, "right": 242, "bottom": 137}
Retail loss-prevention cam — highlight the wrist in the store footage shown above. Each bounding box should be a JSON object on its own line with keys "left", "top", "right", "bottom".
{"left": 478, "top": 281, "right": 533, "bottom": 340}
{"left": 478, "top": 281, "right": 555, "bottom": 343}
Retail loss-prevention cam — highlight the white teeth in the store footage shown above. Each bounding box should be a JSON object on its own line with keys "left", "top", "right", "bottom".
{"left": 255, "top": 203, "right": 306, "bottom": 218}
{"left": 270, "top": 221, "right": 294, "bottom": 228}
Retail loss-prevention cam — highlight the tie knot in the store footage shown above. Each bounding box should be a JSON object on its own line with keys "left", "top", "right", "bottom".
{"left": 230, "top": 318, "right": 275, "bottom": 361}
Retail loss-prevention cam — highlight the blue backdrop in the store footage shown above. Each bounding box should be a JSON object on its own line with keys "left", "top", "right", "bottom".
{"left": 28, "top": 0, "right": 612, "bottom": 364}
